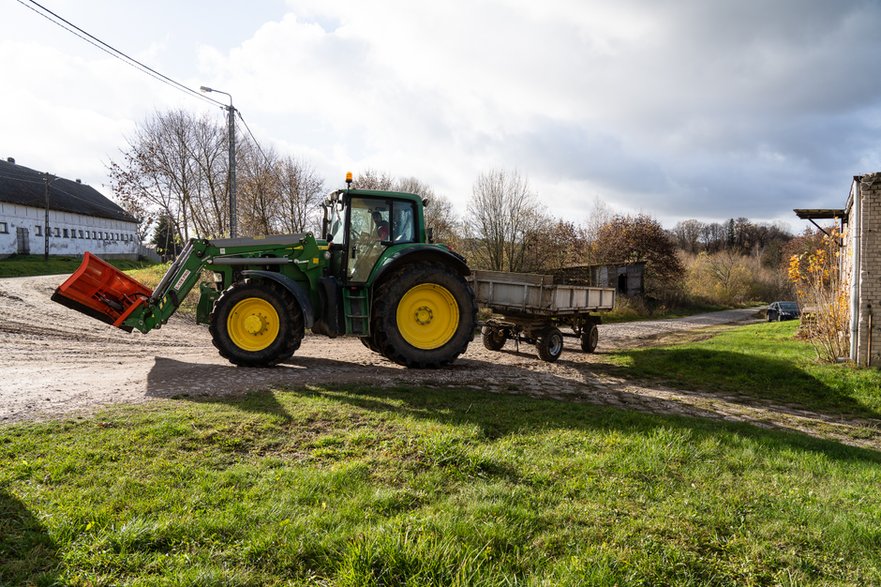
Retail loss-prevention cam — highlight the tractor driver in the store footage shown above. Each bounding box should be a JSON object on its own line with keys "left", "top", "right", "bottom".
{"left": 372, "top": 210, "right": 390, "bottom": 241}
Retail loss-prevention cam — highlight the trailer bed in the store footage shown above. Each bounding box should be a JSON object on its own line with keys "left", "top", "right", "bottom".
{"left": 470, "top": 270, "right": 616, "bottom": 363}
{"left": 471, "top": 270, "right": 615, "bottom": 316}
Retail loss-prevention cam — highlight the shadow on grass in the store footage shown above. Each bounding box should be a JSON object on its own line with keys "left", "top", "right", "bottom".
{"left": 142, "top": 348, "right": 881, "bottom": 461}
{"left": 302, "top": 385, "right": 881, "bottom": 465}
{"left": 607, "top": 347, "right": 879, "bottom": 419}
{"left": 0, "top": 488, "right": 59, "bottom": 585}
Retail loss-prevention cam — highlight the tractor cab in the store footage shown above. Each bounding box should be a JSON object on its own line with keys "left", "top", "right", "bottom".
{"left": 323, "top": 187, "right": 423, "bottom": 284}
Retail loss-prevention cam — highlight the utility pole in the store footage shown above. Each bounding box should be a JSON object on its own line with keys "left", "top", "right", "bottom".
{"left": 227, "top": 101, "right": 237, "bottom": 238}
{"left": 43, "top": 173, "right": 52, "bottom": 261}
{"left": 200, "top": 86, "right": 237, "bottom": 238}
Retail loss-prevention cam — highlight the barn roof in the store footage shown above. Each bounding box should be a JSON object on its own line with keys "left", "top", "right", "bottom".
{"left": 0, "top": 158, "right": 137, "bottom": 223}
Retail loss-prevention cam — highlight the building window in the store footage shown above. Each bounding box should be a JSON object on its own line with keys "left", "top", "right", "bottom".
{"left": 63, "top": 228, "right": 69, "bottom": 238}
{"left": 71, "top": 229, "right": 77, "bottom": 239}
{"left": 0, "top": 222, "right": 7, "bottom": 234}
{"left": 35, "top": 225, "right": 42, "bottom": 236}
{"left": 78, "top": 230, "right": 84, "bottom": 238}
{"left": 54, "top": 228, "right": 60, "bottom": 237}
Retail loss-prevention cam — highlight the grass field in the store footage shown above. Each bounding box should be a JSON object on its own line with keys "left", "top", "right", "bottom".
{"left": 3, "top": 378, "right": 881, "bottom": 585}
{"left": 608, "top": 321, "right": 881, "bottom": 419}
{"left": 0, "top": 255, "right": 156, "bottom": 278}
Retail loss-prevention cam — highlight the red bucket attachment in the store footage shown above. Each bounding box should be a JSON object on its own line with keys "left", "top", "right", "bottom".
{"left": 52, "top": 252, "right": 153, "bottom": 332}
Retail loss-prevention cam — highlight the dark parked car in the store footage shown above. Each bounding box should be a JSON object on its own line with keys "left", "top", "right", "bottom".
{"left": 767, "top": 301, "right": 800, "bottom": 322}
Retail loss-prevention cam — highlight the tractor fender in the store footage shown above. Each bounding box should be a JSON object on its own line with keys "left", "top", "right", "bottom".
{"left": 241, "top": 270, "right": 315, "bottom": 328}
{"left": 370, "top": 246, "right": 470, "bottom": 288}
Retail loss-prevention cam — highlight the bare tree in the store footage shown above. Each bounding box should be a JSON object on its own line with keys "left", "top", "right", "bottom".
{"left": 110, "top": 188, "right": 153, "bottom": 243}
{"left": 672, "top": 219, "right": 703, "bottom": 253}
{"left": 396, "top": 177, "right": 462, "bottom": 247}
{"left": 465, "top": 169, "right": 546, "bottom": 272}
{"left": 354, "top": 168, "right": 395, "bottom": 190}
{"left": 237, "top": 140, "right": 280, "bottom": 236}
{"left": 109, "top": 109, "right": 228, "bottom": 242}
{"left": 277, "top": 156, "right": 325, "bottom": 234}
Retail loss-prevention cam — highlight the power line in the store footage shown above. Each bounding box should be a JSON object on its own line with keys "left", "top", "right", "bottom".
{"left": 236, "top": 111, "right": 271, "bottom": 164}
{"left": 15, "top": 0, "right": 224, "bottom": 108}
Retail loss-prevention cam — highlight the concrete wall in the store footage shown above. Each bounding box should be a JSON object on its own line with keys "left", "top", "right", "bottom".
{"left": 0, "top": 202, "right": 139, "bottom": 258}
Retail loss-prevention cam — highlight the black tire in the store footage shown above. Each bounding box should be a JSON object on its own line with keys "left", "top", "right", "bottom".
{"left": 536, "top": 327, "right": 564, "bottom": 363}
{"left": 372, "top": 262, "right": 476, "bottom": 368}
{"left": 360, "top": 335, "right": 380, "bottom": 353}
{"left": 580, "top": 324, "right": 599, "bottom": 353}
{"left": 209, "top": 280, "right": 303, "bottom": 367}
{"left": 482, "top": 326, "right": 506, "bottom": 351}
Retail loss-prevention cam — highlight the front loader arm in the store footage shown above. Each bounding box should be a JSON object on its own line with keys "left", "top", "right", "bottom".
{"left": 122, "top": 239, "right": 213, "bottom": 333}
{"left": 53, "top": 234, "right": 319, "bottom": 335}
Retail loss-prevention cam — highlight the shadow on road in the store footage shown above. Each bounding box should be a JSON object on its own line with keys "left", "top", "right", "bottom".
{"left": 0, "top": 488, "right": 60, "bottom": 584}
{"left": 145, "top": 356, "right": 296, "bottom": 420}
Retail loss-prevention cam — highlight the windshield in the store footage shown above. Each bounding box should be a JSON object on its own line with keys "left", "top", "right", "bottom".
{"left": 780, "top": 302, "right": 798, "bottom": 311}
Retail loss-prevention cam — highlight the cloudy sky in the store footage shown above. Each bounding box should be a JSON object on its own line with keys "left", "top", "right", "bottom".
{"left": 3, "top": 0, "right": 881, "bottom": 229}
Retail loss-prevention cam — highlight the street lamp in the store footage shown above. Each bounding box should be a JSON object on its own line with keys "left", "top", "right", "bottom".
{"left": 200, "top": 85, "right": 237, "bottom": 238}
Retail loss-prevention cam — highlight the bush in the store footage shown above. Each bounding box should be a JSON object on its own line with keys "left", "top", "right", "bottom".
{"left": 683, "top": 251, "right": 789, "bottom": 306}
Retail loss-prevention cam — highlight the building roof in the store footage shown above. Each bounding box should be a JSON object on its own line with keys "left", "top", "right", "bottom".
{"left": 794, "top": 208, "right": 847, "bottom": 220}
{"left": 0, "top": 158, "right": 137, "bottom": 223}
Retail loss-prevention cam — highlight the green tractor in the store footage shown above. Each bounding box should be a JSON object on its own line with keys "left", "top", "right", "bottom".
{"left": 53, "top": 180, "right": 477, "bottom": 368}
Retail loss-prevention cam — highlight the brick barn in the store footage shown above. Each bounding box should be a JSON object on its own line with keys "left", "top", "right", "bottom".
{"left": 796, "top": 173, "right": 881, "bottom": 367}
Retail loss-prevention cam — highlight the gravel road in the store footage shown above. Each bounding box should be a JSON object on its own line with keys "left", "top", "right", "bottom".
{"left": 2, "top": 274, "right": 878, "bottom": 450}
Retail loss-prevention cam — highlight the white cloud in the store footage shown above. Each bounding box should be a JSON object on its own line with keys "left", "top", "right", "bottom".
{"left": 5, "top": 0, "right": 881, "bottom": 226}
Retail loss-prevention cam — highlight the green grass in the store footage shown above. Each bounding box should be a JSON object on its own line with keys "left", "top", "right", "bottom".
{"left": 3, "top": 387, "right": 881, "bottom": 585}
{"left": 607, "top": 320, "right": 881, "bottom": 418}
{"left": 0, "top": 255, "right": 156, "bottom": 278}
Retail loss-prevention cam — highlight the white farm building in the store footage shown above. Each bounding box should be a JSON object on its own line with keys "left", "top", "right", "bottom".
{"left": 0, "top": 157, "right": 140, "bottom": 259}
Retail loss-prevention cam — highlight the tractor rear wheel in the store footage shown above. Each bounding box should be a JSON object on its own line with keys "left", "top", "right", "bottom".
{"left": 373, "top": 262, "right": 476, "bottom": 368}
{"left": 360, "top": 335, "right": 380, "bottom": 353}
{"left": 536, "top": 327, "right": 564, "bottom": 362}
{"left": 209, "top": 280, "right": 303, "bottom": 367}
{"left": 580, "top": 324, "right": 599, "bottom": 353}
{"left": 482, "top": 326, "right": 506, "bottom": 351}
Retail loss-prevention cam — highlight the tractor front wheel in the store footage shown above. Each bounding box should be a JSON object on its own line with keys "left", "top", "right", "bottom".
{"left": 373, "top": 263, "right": 476, "bottom": 368}
{"left": 209, "top": 280, "right": 303, "bottom": 367}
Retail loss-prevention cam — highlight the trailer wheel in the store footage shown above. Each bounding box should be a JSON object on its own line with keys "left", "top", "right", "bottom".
{"left": 373, "top": 262, "right": 476, "bottom": 368}
{"left": 580, "top": 324, "right": 599, "bottom": 353}
{"left": 482, "top": 326, "right": 506, "bottom": 351}
{"left": 536, "top": 327, "right": 564, "bottom": 362}
{"left": 209, "top": 280, "right": 303, "bottom": 367}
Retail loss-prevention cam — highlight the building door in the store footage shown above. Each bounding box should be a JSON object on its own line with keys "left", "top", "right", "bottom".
{"left": 16, "top": 227, "right": 30, "bottom": 255}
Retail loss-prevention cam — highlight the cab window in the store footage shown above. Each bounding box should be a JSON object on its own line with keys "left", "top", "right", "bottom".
{"left": 348, "top": 198, "right": 389, "bottom": 282}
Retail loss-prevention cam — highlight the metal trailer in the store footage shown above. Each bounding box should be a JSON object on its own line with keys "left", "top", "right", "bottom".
{"left": 471, "top": 270, "right": 616, "bottom": 362}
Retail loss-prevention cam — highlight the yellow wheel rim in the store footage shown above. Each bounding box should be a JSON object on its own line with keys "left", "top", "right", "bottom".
{"left": 227, "top": 297, "right": 280, "bottom": 352}
{"left": 396, "top": 283, "right": 459, "bottom": 350}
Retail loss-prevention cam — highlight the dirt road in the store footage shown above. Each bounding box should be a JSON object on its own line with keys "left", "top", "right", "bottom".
{"left": 2, "top": 275, "right": 878, "bottom": 449}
